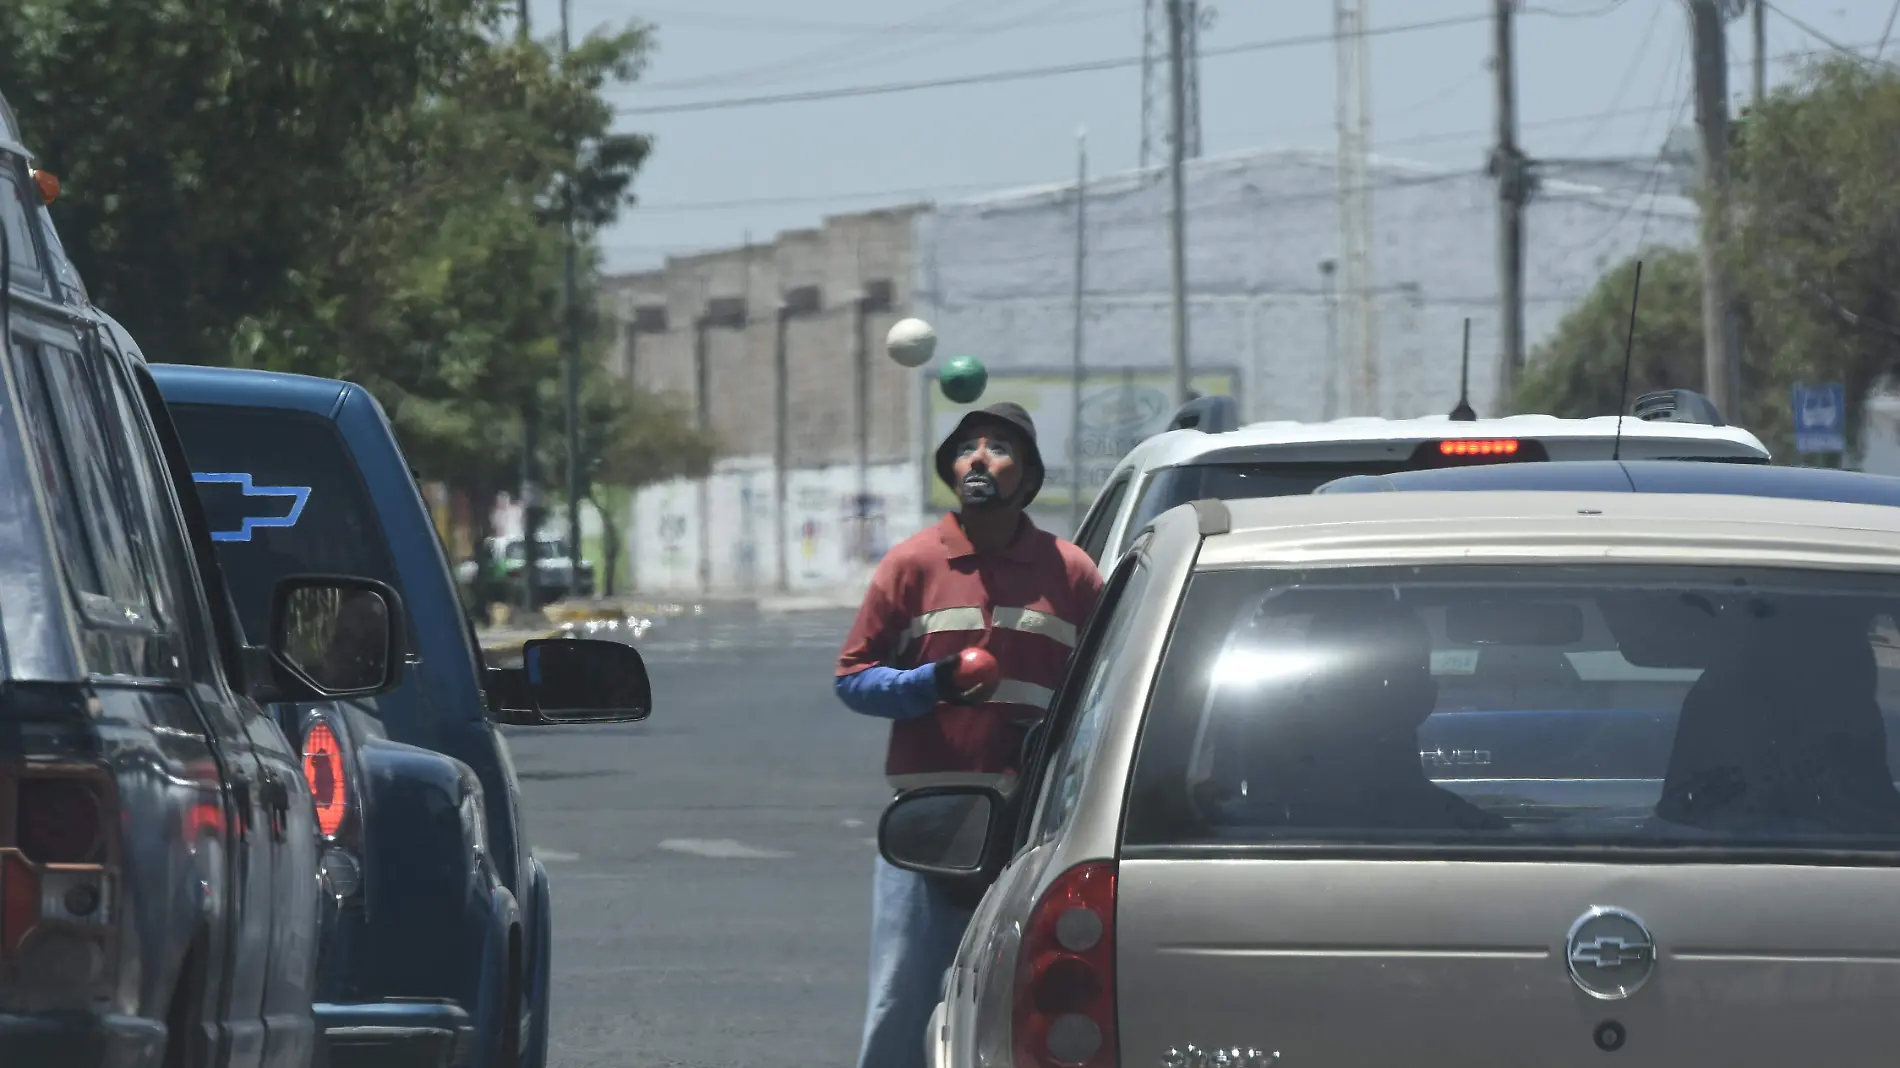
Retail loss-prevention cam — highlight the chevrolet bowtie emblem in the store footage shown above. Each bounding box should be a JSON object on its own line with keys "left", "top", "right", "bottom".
{"left": 1569, "top": 935, "right": 1653, "bottom": 969}
{"left": 194, "top": 472, "right": 311, "bottom": 543}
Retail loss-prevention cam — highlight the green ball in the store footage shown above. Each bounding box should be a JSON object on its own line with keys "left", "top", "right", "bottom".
{"left": 939, "top": 355, "right": 988, "bottom": 405}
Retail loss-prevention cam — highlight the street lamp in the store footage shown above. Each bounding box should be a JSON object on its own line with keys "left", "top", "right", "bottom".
{"left": 775, "top": 285, "right": 822, "bottom": 592}
{"left": 695, "top": 296, "right": 748, "bottom": 593}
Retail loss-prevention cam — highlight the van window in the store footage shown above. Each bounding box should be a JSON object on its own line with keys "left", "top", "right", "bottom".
{"left": 10, "top": 341, "right": 102, "bottom": 599}
{"left": 166, "top": 403, "right": 403, "bottom": 646}
{"left": 0, "top": 165, "right": 44, "bottom": 286}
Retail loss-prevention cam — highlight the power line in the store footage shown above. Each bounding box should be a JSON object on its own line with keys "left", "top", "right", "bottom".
{"left": 629, "top": 3, "right": 1122, "bottom": 36}
{"left": 1563, "top": 0, "right": 1669, "bottom": 154}
{"left": 1522, "top": 0, "right": 1636, "bottom": 16}
{"left": 607, "top": 37, "right": 1875, "bottom": 220}
{"left": 613, "top": 12, "right": 1495, "bottom": 116}
{"left": 1763, "top": 2, "right": 1890, "bottom": 65}
{"left": 635, "top": 0, "right": 1024, "bottom": 94}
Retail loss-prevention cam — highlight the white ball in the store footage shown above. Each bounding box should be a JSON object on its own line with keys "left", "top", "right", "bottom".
{"left": 885, "top": 317, "right": 937, "bottom": 368}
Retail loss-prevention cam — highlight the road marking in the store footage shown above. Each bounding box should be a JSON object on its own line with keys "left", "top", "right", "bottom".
{"left": 656, "top": 838, "right": 792, "bottom": 860}
{"left": 841, "top": 818, "right": 865, "bottom": 828}
{"left": 537, "top": 850, "right": 580, "bottom": 863}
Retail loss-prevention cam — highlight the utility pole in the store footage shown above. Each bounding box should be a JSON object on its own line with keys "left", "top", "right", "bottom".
{"left": 1688, "top": 0, "right": 1741, "bottom": 415}
{"left": 1167, "top": 0, "right": 1191, "bottom": 408}
{"left": 560, "top": 0, "right": 584, "bottom": 598}
{"left": 512, "top": 0, "right": 534, "bottom": 614}
{"left": 1319, "top": 259, "right": 1340, "bottom": 420}
{"left": 1752, "top": 0, "right": 1766, "bottom": 104}
{"left": 1140, "top": 0, "right": 1159, "bottom": 170}
{"left": 1333, "top": 0, "right": 1376, "bottom": 414}
{"left": 1183, "top": 0, "right": 1203, "bottom": 160}
{"left": 1492, "top": 0, "right": 1528, "bottom": 407}
{"left": 1069, "top": 128, "right": 1089, "bottom": 534}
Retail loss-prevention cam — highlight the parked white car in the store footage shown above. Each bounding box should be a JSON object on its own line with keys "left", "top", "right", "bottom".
{"left": 1070, "top": 389, "right": 1772, "bottom": 567}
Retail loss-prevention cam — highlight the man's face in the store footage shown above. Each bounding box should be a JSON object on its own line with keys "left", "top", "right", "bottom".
{"left": 951, "top": 422, "right": 1027, "bottom": 510}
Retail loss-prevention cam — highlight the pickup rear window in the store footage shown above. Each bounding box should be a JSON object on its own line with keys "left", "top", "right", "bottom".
{"left": 168, "top": 403, "right": 403, "bottom": 647}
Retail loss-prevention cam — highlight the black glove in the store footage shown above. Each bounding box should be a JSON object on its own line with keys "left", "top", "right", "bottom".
{"left": 933, "top": 653, "right": 993, "bottom": 706}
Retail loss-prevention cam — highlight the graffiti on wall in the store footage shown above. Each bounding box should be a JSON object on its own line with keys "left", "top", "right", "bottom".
{"left": 735, "top": 479, "right": 761, "bottom": 587}
{"left": 844, "top": 492, "right": 888, "bottom": 565}
{"left": 630, "top": 461, "right": 926, "bottom": 593}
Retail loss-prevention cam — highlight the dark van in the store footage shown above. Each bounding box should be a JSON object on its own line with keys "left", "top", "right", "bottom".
{"left": 0, "top": 91, "right": 409, "bottom": 1066}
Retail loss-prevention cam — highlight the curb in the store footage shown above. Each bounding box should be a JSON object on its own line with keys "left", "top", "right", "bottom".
{"left": 479, "top": 629, "right": 563, "bottom": 660}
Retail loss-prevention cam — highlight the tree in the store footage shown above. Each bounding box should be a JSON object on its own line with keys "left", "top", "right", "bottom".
{"left": 544, "top": 369, "right": 715, "bottom": 595}
{"left": 1513, "top": 249, "right": 1707, "bottom": 420}
{"left": 225, "top": 23, "right": 656, "bottom": 494}
{"left": 1516, "top": 57, "right": 1900, "bottom": 459}
{"left": 0, "top": 0, "right": 501, "bottom": 364}
{"left": 1726, "top": 57, "right": 1900, "bottom": 456}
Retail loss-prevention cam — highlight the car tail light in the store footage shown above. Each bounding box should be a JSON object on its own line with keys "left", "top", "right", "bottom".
{"left": 1439, "top": 438, "right": 1520, "bottom": 457}
{"left": 1012, "top": 861, "right": 1117, "bottom": 1068}
{"left": 303, "top": 718, "right": 348, "bottom": 838}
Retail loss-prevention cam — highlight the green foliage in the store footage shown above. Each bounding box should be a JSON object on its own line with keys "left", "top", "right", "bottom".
{"left": 1726, "top": 57, "right": 1900, "bottom": 453}
{"left": 0, "top": 0, "right": 712, "bottom": 496}
{"left": 1514, "top": 249, "right": 1707, "bottom": 420}
{"left": 1519, "top": 58, "right": 1900, "bottom": 460}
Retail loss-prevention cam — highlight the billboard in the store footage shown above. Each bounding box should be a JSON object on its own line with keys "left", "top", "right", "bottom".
{"left": 926, "top": 366, "right": 1241, "bottom": 510}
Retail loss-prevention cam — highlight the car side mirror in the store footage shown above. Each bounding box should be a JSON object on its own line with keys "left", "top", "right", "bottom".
{"left": 251, "top": 576, "right": 406, "bottom": 703}
{"left": 878, "top": 786, "right": 1006, "bottom": 878}
{"left": 492, "top": 638, "right": 652, "bottom": 725}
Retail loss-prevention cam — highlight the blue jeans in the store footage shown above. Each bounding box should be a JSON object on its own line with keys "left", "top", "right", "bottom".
{"left": 855, "top": 855, "right": 976, "bottom": 1068}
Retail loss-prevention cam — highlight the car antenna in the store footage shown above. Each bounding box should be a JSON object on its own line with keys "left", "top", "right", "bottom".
{"left": 1449, "top": 318, "right": 1476, "bottom": 421}
{"left": 1611, "top": 259, "right": 1645, "bottom": 462}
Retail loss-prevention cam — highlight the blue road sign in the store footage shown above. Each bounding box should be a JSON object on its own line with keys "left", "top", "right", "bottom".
{"left": 1792, "top": 383, "right": 1846, "bottom": 454}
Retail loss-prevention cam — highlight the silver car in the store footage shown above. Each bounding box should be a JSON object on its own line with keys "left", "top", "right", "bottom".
{"left": 881, "top": 489, "right": 1900, "bottom": 1068}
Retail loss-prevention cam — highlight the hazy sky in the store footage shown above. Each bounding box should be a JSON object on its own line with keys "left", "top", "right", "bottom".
{"left": 525, "top": 0, "right": 1895, "bottom": 274}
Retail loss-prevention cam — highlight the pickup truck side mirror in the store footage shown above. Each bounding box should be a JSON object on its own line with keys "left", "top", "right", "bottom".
{"left": 247, "top": 575, "right": 407, "bottom": 704}
{"left": 488, "top": 638, "right": 653, "bottom": 726}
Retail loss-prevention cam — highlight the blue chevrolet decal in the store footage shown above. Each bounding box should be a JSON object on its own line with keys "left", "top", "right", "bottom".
{"left": 192, "top": 472, "right": 312, "bottom": 542}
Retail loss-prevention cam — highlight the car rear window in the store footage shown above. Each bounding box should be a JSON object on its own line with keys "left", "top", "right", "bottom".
{"left": 1124, "top": 563, "right": 1900, "bottom": 856}
{"left": 167, "top": 402, "right": 404, "bottom": 647}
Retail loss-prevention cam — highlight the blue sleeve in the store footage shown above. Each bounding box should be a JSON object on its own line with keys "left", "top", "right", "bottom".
{"left": 835, "top": 663, "right": 940, "bottom": 721}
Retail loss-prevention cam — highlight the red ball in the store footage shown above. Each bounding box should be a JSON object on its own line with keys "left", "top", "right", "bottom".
{"left": 954, "top": 647, "right": 1000, "bottom": 690}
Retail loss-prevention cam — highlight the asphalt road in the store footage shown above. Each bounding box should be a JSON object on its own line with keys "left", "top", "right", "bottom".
{"left": 502, "top": 608, "right": 889, "bottom": 1068}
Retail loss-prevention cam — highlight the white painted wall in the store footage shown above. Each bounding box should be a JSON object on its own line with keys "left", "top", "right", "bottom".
{"left": 627, "top": 456, "right": 929, "bottom": 594}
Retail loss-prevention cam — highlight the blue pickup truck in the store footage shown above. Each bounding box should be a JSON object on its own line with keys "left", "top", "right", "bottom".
{"left": 150, "top": 364, "right": 650, "bottom": 1068}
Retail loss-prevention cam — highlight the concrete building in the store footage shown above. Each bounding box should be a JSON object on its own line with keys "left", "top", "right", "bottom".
{"left": 599, "top": 205, "right": 930, "bottom": 594}
{"left": 602, "top": 147, "right": 1699, "bottom": 596}
{"left": 914, "top": 147, "right": 1698, "bottom": 520}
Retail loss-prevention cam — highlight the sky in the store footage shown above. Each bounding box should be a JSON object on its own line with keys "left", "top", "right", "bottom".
{"left": 524, "top": 0, "right": 1898, "bottom": 274}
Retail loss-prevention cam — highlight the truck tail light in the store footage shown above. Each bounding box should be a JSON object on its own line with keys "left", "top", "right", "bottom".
{"left": 302, "top": 714, "right": 364, "bottom": 901}
{"left": 3, "top": 768, "right": 120, "bottom": 1002}
{"left": 18, "top": 777, "right": 103, "bottom": 863}
{"left": 303, "top": 718, "right": 348, "bottom": 838}
{"left": 1012, "top": 861, "right": 1118, "bottom": 1068}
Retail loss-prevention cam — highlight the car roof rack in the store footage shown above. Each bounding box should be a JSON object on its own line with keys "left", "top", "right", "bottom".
{"left": 1166, "top": 394, "right": 1241, "bottom": 434}
{"left": 1629, "top": 388, "right": 1726, "bottom": 427}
